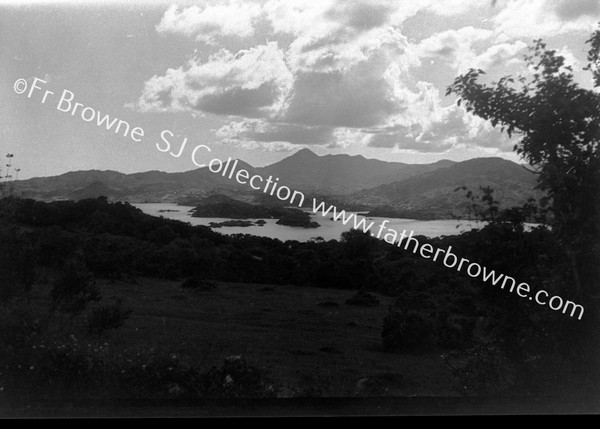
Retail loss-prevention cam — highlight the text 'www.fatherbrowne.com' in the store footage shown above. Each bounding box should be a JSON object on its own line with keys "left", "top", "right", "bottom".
{"left": 310, "top": 200, "right": 584, "bottom": 320}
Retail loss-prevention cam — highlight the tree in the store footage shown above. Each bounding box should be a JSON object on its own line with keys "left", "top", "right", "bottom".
{"left": 447, "top": 26, "right": 600, "bottom": 387}
{"left": 51, "top": 253, "right": 101, "bottom": 315}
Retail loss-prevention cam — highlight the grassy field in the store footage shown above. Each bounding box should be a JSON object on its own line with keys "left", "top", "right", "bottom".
{"left": 91, "top": 278, "right": 456, "bottom": 398}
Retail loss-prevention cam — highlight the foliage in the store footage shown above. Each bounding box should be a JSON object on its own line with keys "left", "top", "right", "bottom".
{"left": 86, "top": 298, "right": 132, "bottom": 336}
{"left": 50, "top": 254, "right": 100, "bottom": 315}
{"left": 382, "top": 309, "right": 436, "bottom": 352}
{"left": 382, "top": 289, "right": 477, "bottom": 353}
{"left": 447, "top": 26, "right": 600, "bottom": 393}
{"left": 443, "top": 342, "right": 516, "bottom": 396}
{"left": 0, "top": 187, "right": 591, "bottom": 398}
{"left": 0, "top": 223, "right": 35, "bottom": 302}
{"left": 201, "top": 356, "right": 275, "bottom": 398}
{"left": 447, "top": 28, "right": 600, "bottom": 317}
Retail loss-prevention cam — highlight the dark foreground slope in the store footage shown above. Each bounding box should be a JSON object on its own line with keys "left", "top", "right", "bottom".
{"left": 0, "top": 196, "right": 594, "bottom": 412}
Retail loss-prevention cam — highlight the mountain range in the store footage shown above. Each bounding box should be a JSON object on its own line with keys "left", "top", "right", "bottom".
{"left": 13, "top": 149, "right": 540, "bottom": 219}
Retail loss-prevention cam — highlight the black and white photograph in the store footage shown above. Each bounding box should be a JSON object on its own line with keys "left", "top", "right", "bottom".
{"left": 1, "top": 0, "right": 599, "bottom": 417}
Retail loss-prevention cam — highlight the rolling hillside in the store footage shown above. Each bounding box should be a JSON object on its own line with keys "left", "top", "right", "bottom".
{"left": 13, "top": 151, "right": 540, "bottom": 219}
{"left": 345, "top": 158, "right": 539, "bottom": 218}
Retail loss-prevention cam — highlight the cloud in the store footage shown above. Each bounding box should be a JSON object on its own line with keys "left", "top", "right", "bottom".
{"left": 416, "top": 26, "right": 528, "bottom": 73}
{"left": 366, "top": 81, "right": 514, "bottom": 153}
{"left": 277, "top": 7, "right": 420, "bottom": 129}
{"left": 417, "top": 27, "right": 494, "bottom": 70}
{"left": 217, "top": 120, "right": 334, "bottom": 146}
{"left": 217, "top": 120, "right": 376, "bottom": 150}
{"left": 136, "top": 42, "right": 293, "bottom": 118}
{"left": 367, "top": 123, "right": 456, "bottom": 153}
{"left": 263, "top": 0, "right": 487, "bottom": 37}
{"left": 366, "top": 107, "right": 513, "bottom": 153}
{"left": 425, "top": 0, "right": 488, "bottom": 16}
{"left": 156, "top": 2, "right": 263, "bottom": 44}
{"left": 492, "top": 0, "right": 600, "bottom": 39}
{"left": 466, "top": 40, "right": 528, "bottom": 72}
{"left": 137, "top": 1, "right": 541, "bottom": 155}
{"left": 283, "top": 2, "right": 418, "bottom": 74}
{"left": 325, "top": 2, "right": 397, "bottom": 30}
{"left": 263, "top": 0, "right": 333, "bottom": 35}
{"left": 554, "top": 0, "right": 600, "bottom": 20}
{"left": 282, "top": 58, "right": 401, "bottom": 128}
{"left": 556, "top": 46, "right": 581, "bottom": 71}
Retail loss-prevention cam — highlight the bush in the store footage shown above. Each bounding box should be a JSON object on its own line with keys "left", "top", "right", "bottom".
{"left": 382, "top": 309, "right": 435, "bottom": 352}
{"left": 437, "top": 312, "right": 476, "bottom": 349}
{"left": 0, "top": 333, "right": 109, "bottom": 404}
{"left": 345, "top": 290, "right": 379, "bottom": 307}
{"left": 87, "top": 298, "right": 132, "bottom": 336}
{"left": 0, "top": 300, "right": 38, "bottom": 350}
{"left": 201, "top": 356, "right": 274, "bottom": 398}
{"left": 0, "top": 224, "right": 35, "bottom": 302}
{"left": 181, "top": 276, "right": 217, "bottom": 291}
{"left": 50, "top": 254, "right": 100, "bottom": 314}
{"left": 443, "top": 342, "right": 517, "bottom": 395}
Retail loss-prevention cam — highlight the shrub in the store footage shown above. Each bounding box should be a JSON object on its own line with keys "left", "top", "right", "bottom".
{"left": 201, "top": 356, "right": 274, "bottom": 398}
{"left": 181, "top": 276, "right": 217, "bottom": 291}
{"left": 345, "top": 290, "right": 379, "bottom": 307}
{"left": 381, "top": 309, "right": 435, "bottom": 352}
{"left": 443, "top": 342, "right": 516, "bottom": 395}
{"left": 0, "top": 300, "right": 38, "bottom": 350}
{"left": 115, "top": 352, "right": 204, "bottom": 401}
{"left": 437, "top": 312, "right": 476, "bottom": 349}
{"left": 87, "top": 298, "right": 132, "bottom": 336}
{"left": 0, "top": 224, "right": 35, "bottom": 302}
{"left": 50, "top": 254, "right": 100, "bottom": 314}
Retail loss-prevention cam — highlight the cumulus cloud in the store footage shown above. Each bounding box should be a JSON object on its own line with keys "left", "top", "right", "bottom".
{"left": 263, "top": 0, "right": 333, "bottom": 35}
{"left": 463, "top": 40, "right": 528, "bottom": 73}
{"left": 492, "top": 0, "right": 600, "bottom": 39}
{"left": 282, "top": 56, "right": 402, "bottom": 128}
{"left": 365, "top": 81, "right": 514, "bottom": 154}
{"left": 217, "top": 120, "right": 334, "bottom": 146}
{"left": 136, "top": 43, "right": 293, "bottom": 118}
{"left": 156, "top": 2, "right": 263, "bottom": 44}
{"left": 554, "top": 0, "right": 600, "bottom": 20}
{"left": 366, "top": 105, "right": 513, "bottom": 153}
{"left": 217, "top": 120, "right": 377, "bottom": 150}
{"left": 417, "top": 27, "right": 494, "bottom": 70}
{"left": 137, "top": 0, "right": 569, "bottom": 154}
{"left": 425, "top": 0, "right": 488, "bottom": 16}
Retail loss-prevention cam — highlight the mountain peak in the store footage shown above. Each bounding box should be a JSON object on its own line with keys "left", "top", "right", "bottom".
{"left": 291, "top": 148, "right": 318, "bottom": 158}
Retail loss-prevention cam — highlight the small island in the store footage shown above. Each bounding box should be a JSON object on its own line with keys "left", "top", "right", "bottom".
{"left": 191, "top": 195, "right": 319, "bottom": 228}
{"left": 276, "top": 209, "right": 320, "bottom": 228}
{"left": 209, "top": 220, "right": 254, "bottom": 228}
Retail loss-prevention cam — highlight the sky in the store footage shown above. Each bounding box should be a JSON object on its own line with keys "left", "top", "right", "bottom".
{"left": 1, "top": 0, "right": 599, "bottom": 179}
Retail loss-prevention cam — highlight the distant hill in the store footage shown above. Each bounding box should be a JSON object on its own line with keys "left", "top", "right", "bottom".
{"left": 257, "top": 148, "right": 455, "bottom": 193}
{"left": 13, "top": 149, "right": 456, "bottom": 201}
{"left": 15, "top": 161, "right": 259, "bottom": 202}
{"left": 13, "top": 150, "right": 541, "bottom": 219}
{"left": 345, "top": 157, "right": 540, "bottom": 219}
